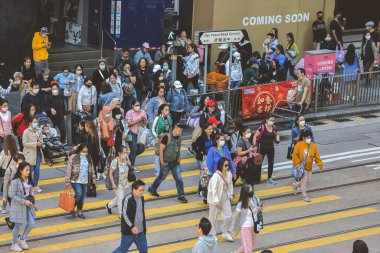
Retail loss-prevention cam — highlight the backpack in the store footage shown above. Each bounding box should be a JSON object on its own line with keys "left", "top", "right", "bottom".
{"left": 105, "top": 159, "right": 119, "bottom": 190}
{"left": 199, "top": 156, "right": 211, "bottom": 188}
{"left": 155, "top": 133, "right": 171, "bottom": 156}
{"left": 250, "top": 195, "right": 263, "bottom": 234}
{"left": 123, "top": 82, "right": 134, "bottom": 97}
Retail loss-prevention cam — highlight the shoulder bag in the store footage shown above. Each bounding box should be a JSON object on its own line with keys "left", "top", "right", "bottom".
{"left": 291, "top": 145, "right": 310, "bottom": 180}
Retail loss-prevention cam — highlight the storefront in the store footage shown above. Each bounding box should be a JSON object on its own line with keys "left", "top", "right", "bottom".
{"left": 192, "top": 0, "right": 336, "bottom": 65}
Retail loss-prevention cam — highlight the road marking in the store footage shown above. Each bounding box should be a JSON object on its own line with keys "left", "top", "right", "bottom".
{"left": 351, "top": 156, "right": 380, "bottom": 163}
{"left": 13, "top": 195, "right": 343, "bottom": 253}
{"left": 148, "top": 207, "right": 378, "bottom": 253}
{"left": 262, "top": 226, "right": 380, "bottom": 253}
{"left": 366, "top": 164, "right": 380, "bottom": 170}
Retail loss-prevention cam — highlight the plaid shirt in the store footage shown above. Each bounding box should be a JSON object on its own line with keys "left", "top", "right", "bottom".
{"left": 125, "top": 109, "right": 147, "bottom": 134}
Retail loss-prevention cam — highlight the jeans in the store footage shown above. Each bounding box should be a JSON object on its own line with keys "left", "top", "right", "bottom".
{"left": 230, "top": 80, "right": 241, "bottom": 89}
{"left": 12, "top": 207, "right": 35, "bottom": 243}
{"left": 171, "top": 111, "right": 183, "bottom": 126}
{"left": 0, "top": 137, "right": 3, "bottom": 152}
{"left": 59, "top": 88, "right": 68, "bottom": 112}
{"left": 34, "top": 60, "right": 49, "bottom": 76}
{"left": 31, "top": 149, "right": 42, "bottom": 186}
{"left": 112, "top": 232, "right": 148, "bottom": 253}
{"left": 128, "top": 132, "right": 145, "bottom": 167}
{"left": 150, "top": 162, "right": 185, "bottom": 198}
{"left": 154, "top": 155, "right": 160, "bottom": 174}
{"left": 71, "top": 183, "right": 87, "bottom": 210}
{"left": 259, "top": 146, "right": 275, "bottom": 179}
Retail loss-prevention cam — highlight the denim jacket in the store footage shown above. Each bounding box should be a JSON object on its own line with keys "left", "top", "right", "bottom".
{"left": 54, "top": 72, "right": 76, "bottom": 90}
{"left": 167, "top": 89, "right": 190, "bottom": 113}
{"left": 148, "top": 96, "right": 166, "bottom": 121}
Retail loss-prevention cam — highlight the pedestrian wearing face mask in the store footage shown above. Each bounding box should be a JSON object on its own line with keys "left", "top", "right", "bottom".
{"left": 112, "top": 107, "right": 129, "bottom": 152}
{"left": 320, "top": 33, "right": 336, "bottom": 51}
{"left": 253, "top": 114, "right": 280, "bottom": 185}
{"left": 167, "top": 81, "right": 190, "bottom": 126}
{"left": 126, "top": 99, "right": 147, "bottom": 172}
{"left": 361, "top": 32, "right": 378, "bottom": 73}
{"left": 95, "top": 106, "right": 115, "bottom": 161}
{"left": 77, "top": 77, "right": 97, "bottom": 115}
{"left": 291, "top": 115, "right": 314, "bottom": 145}
{"left": 66, "top": 143, "right": 96, "bottom": 219}
{"left": 148, "top": 87, "right": 167, "bottom": 126}
{"left": 93, "top": 59, "right": 110, "bottom": 95}
{"left": 22, "top": 117, "right": 43, "bottom": 192}
{"left": 53, "top": 66, "right": 76, "bottom": 111}
{"left": 69, "top": 64, "right": 85, "bottom": 112}
{"left": 45, "top": 84, "right": 67, "bottom": 143}
{"left": 206, "top": 134, "right": 236, "bottom": 177}
{"left": 32, "top": 27, "right": 51, "bottom": 76}
{"left": 0, "top": 100, "right": 12, "bottom": 151}
{"left": 21, "top": 82, "right": 46, "bottom": 115}
{"left": 292, "top": 130, "right": 323, "bottom": 202}
{"left": 312, "top": 11, "right": 327, "bottom": 50}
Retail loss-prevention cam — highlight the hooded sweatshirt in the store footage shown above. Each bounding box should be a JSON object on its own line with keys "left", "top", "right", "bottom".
{"left": 192, "top": 235, "right": 218, "bottom": 253}
{"left": 32, "top": 32, "right": 49, "bottom": 61}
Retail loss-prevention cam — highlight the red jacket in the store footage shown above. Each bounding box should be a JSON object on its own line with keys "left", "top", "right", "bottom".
{"left": 11, "top": 113, "right": 29, "bottom": 137}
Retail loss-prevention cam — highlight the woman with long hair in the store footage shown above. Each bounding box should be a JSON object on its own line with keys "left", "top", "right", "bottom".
{"left": 105, "top": 145, "right": 131, "bottom": 217}
{"left": 65, "top": 143, "right": 96, "bottom": 219}
{"left": 183, "top": 43, "right": 200, "bottom": 91}
{"left": 45, "top": 83, "right": 67, "bottom": 143}
{"left": 22, "top": 117, "right": 43, "bottom": 192}
{"left": 148, "top": 87, "right": 166, "bottom": 126}
{"left": 285, "top": 32, "right": 299, "bottom": 80}
{"left": 12, "top": 104, "right": 36, "bottom": 151}
{"left": 9, "top": 162, "right": 37, "bottom": 252}
{"left": 135, "top": 57, "right": 151, "bottom": 102}
{"left": 0, "top": 135, "right": 18, "bottom": 213}
{"left": 207, "top": 157, "right": 234, "bottom": 242}
{"left": 343, "top": 44, "right": 359, "bottom": 101}
{"left": 99, "top": 82, "right": 117, "bottom": 108}
{"left": 95, "top": 106, "right": 114, "bottom": 159}
{"left": 112, "top": 107, "right": 129, "bottom": 152}
{"left": 0, "top": 100, "right": 13, "bottom": 151}
{"left": 84, "top": 120, "right": 102, "bottom": 180}
{"left": 231, "top": 184, "right": 262, "bottom": 253}
{"left": 70, "top": 64, "right": 85, "bottom": 112}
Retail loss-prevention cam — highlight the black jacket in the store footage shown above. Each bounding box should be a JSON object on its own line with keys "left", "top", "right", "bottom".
{"left": 45, "top": 94, "right": 66, "bottom": 123}
{"left": 21, "top": 92, "right": 46, "bottom": 114}
{"left": 192, "top": 131, "right": 216, "bottom": 161}
{"left": 93, "top": 68, "right": 110, "bottom": 94}
{"left": 121, "top": 193, "right": 146, "bottom": 235}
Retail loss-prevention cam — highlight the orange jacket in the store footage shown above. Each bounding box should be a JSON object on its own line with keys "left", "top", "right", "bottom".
{"left": 32, "top": 32, "right": 49, "bottom": 61}
{"left": 292, "top": 141, "right": 323, "bottom": 171}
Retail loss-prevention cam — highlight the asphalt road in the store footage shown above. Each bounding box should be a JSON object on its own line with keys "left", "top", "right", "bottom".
{"left": 1, "top": 111, "right": 380, "bottom": 253}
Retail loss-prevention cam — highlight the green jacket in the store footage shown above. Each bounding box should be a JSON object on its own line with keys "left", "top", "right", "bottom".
{"left": 152, "top": 115, "right": 172, "bottom": 139}
{"left": 243, "top": 67, "right": 259, "bottom": 86}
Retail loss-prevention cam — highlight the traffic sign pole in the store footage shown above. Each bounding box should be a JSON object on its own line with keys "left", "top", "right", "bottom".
{"left": 203, "top": 45, "right": 208, "bottom": 93}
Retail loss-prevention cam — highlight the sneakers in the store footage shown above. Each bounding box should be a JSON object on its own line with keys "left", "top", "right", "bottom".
{"left": 222, "top": 232, "right": 234, "bottom": 242}
{"left": 17, "top": 236, "right": 29, "bottom": 250}
{"left": 0, "top": 206, "right": 6, "bottom": 214}
{"left": 148, "top": 188, "right": 160, "bottom": 197}
{"left": 33, "top": 187, "right": 42, "bottom": 193}
{"left": 154, "top": 171, "right": 159, "bottom": 177}
{"left": 77, "top": 213, "right": 86, "bottom": 219}
{"left": 187, "top": 147, "right": 195, "bottom": 156}
{"left": 303, "top": 196, "right": 311, "bottom": 202}
{"left": 132, "top": 166, "right": 140, "bottom": 173}
{"left": 10, "top": 243, "right": 23, "bottom": 252}
{"left": 178, "top": 197, "right": 188, "bottom": 203}
{"left": 105, "top": 204, "right": 112, "bottom": 214}
{"left": 267, "top": 178, "right": 277, "bottom": 185}
{"left": 96, "top": 173, "right": 100, "bottom": 181}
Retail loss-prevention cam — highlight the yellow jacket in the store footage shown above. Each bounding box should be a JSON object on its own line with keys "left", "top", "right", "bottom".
{"left": 292, "top": 141, "right": 323, "bottom": 171}
{"left": 32, "top": 32, "right": 49, "bottom": 61}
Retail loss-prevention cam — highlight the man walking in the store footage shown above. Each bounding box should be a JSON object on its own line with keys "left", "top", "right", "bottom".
{"left": 148, "top": 123, "right": 188, "bottom": 203}
{"left": 312, "top": 11, "right": 327, "bottom": 50}
{"left": 113, "top": 180, "right": 148, "bottom": 253}
{"left": 32, "top": 27, "right": 51, "bottom": 76}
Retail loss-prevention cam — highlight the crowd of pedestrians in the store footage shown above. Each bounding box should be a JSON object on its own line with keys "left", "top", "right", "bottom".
{"left": 0, "top": 13, "right": 378, "bottom": 252}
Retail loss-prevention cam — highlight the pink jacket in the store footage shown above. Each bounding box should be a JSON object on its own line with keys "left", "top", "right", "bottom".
{"left": 0, "top": 111, "right": 12, "bottom": 137}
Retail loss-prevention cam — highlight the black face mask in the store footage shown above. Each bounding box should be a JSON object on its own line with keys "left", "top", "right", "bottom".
{"left": 318, "top": 16, "right": 323, "bottom": 20}
{"left": 248, "top": 191, "right": 254, "bottom": 198}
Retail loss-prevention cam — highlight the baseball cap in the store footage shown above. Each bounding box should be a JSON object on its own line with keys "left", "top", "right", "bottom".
{"left": 206, "top": 100, "right": 216, "bottom": 107}
{"left": 233, "top": 52, "right": 241, "bottom": 59}
{"left": 40, "top": 27, "right": 49, "bottom": 34}
{"left": 207, "top": 117, "right": 220, "bottom": 125}
{"left": 249, "top": 57, "right": 257, "bottom": 64}
{"left": 153, "top": 64, "right": 162, "bottom": 73}
{"left": 142, "top": 42, "right": 150, "bottom": 49}
{"left": 173, "top": 80, "right": 182, "bottom": 88}
{"left": 365, "top": 21, "right": 374, "bottom": 27}
{"left": 218, "top": 44, "right": 229, "bottom": 50}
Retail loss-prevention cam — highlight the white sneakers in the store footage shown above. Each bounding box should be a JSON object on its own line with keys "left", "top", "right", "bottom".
{"left": 0, "top": 206, "right": 7, "bottom": 214}
{"left": 10, "top": 243, "right": 23, "bottom": 252}
{"left": 17, "top": 236, "right": 29, "bottom": 250}
{"left": 303, "top": 196, "right": 311, "bottom": 202}
{"left": 222, "top": 232, "right": 234, "bottom": 242}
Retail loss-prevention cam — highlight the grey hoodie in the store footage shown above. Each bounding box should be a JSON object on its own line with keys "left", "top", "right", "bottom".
{"left": 192, "top": 235, "right": 218, "bottom": 253}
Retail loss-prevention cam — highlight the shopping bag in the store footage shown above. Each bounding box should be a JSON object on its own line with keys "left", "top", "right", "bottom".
{"left": 137, "top": 126, "right": 151, "bottom": 146}
{"left": 58, "top": 191, "right": 75, "bottom": 212}
{"left": 335, "top": 48, "right": 346, "bottom": 64}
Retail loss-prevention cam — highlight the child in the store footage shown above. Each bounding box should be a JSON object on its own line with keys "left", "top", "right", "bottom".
{"left": 192, "top": 217, "right": 218, "bottom": 253}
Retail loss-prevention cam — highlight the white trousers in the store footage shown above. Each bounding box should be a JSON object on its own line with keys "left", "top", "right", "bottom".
{"left": 208, "top": 193, "right": 232, "bottom": 236}
{"left": 108, "top": 184, "right": 128, "bottom": 215}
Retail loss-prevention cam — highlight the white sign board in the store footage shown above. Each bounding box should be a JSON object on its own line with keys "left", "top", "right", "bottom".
{"left": 65, "top": 22, "right": 82, "bottom": 45}
{"left": 200, "top": 30, "right": 244, "bottom": 45}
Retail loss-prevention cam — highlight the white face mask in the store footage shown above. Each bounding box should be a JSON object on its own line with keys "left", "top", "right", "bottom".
{"left": 299, "top": 120, "right": 306, "bottom": 127}
{"left": 159, "top": 76, "right": 164, "bottom": 81}
{"left": 41, "top": 33, "right": 47, "bottom": 38}
{"left": 267, "top": 120, "right": 274, "bottom": 126}
{"left": 2, "top": 107, "right": 8, "bottom": 112}
{"left": 175, "top": 88, "right": 182, "bottom": 92}
{"left": 219, "top": 140, "right": 225, "bottom": 147}
{"left": 134, "top": 106, "right": 141, "bottom": 111}
{"left": 305, "top": 138, "right": 311, "bottom": 144}
{"left": 365, "top": 35, "right": 371, "bottom": 40}
{"left": 245, "top": 133, "right": 252, "bottom": 139}
{"left": 115, "top": 114, "right": 122, "bottom": 120}
{"left": 99, "top": 64, "right": 106, "bottom": 71}
{"left": 76, "top": 70, "right": 82, "bottom": 75}
{"left": 52, "top": 90, "right": 59, "bottom": 96}
{"left": 325, "top": 36, "right": 332, "bottom": 41}
{"left": 33, "top": 88, "right": 39, "bottom": 94}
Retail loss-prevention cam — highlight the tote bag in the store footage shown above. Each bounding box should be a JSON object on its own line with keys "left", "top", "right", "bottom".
{"left": 58, "top": 191, "right": 75, "bottom": 212}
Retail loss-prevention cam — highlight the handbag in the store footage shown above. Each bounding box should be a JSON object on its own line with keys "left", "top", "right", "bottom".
{"left": 291, "top": 145, "right": 310, "bottom": 180}
{"left": 186, "top": 116, "right": 200, "bottom": 128}
{"left": 64, "top": 85, "right": 72, "bottom": 97}
{"left": 137, "top": 126, "right": 150, "bottom": 146}
{"left": 128, "top": 168, "right": 136, "bottom": 182}
{"left": 58, "top": 190, "right": 75, "bottom": 212}
{"left": 335, "top": 47, "right": 346, "bottom": 64}
{"left": 200, "top": 156, "right": 211, "bottom": 188}
{"left": 86, "top": 182, "right": 97, "bottom": 197}
{"left": 105, "top": 159, "right": 119, "bottom": 190}
{"left": 286, "top": 143, "right": 294, "bottom": 160}
{"left": 0, "top": 156, "right": 12, "bottom": 177}
{"left": 107, "top": 139, "right": 115, "bottom": 147}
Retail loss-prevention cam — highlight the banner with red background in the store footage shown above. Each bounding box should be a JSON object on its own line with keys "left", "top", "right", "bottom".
{"left": 241, "top": 80, "right": 298, "bottom": 120}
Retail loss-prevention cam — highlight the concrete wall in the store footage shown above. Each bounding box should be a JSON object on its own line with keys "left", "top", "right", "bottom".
{"left": 193, "top": 0, "right": 335, "bottom": 68}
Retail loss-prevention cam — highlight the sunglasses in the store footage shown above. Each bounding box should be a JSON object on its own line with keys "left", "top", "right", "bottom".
{"left": 224, "top": 164, "right": 229, "bottom": 167}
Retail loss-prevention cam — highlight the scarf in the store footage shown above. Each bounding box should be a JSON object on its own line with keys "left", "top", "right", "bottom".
{"left": 99, "top": 106, "right": 114, "bottom": 139}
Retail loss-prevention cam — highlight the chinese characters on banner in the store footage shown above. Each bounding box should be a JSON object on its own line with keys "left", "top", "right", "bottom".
{"left": 110, "top": 0, "right": 115, "bottom": 34}
{"left": 241, "top": 81, "right": 298, "bottom": 120}
{"left": 115, "top": 1, "right": 121, "bottom": 38}
{"left": 304, "top": 50, "right": 336, "bottom": 79}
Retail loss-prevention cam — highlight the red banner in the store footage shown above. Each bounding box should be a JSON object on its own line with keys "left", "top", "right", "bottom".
{"left": 241, "top": 80, "right": 298, "bottom": 120}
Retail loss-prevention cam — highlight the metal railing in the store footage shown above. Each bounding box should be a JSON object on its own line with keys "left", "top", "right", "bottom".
{"left": 100, "top": 29, "right": 117, "bottom": 66}
{"left": 313, "top": 70, "right": 380, "bottom": 113}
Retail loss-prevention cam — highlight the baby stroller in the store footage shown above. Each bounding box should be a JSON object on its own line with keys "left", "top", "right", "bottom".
{"left": 39, "top": 117, "right": 68, "bottom": 166}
